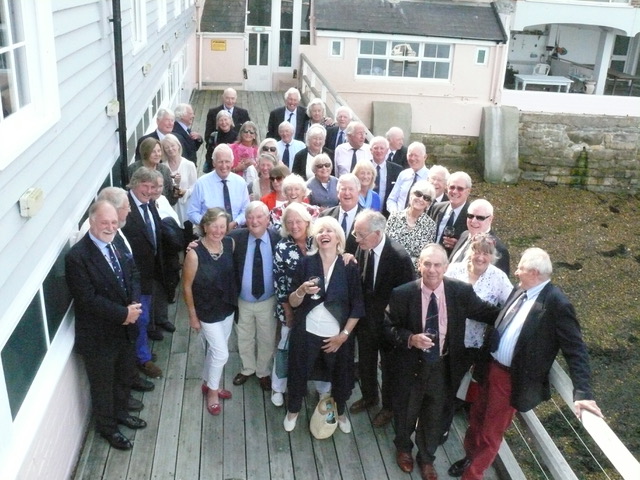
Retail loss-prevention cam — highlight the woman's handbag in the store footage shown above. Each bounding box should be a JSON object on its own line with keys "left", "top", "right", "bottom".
{"left": 309, "top": 396, "right": 338, "bottom": 439}
{"left": 274, "top": 335, "right": 289, "bottom": 379}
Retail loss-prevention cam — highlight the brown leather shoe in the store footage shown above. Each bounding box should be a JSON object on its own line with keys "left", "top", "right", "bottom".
{"left": 396, "top": 451, "right": 414, "bottom": 473}
{"left": 372, "top": 408, "right": 393, "bottom": 427}
{"left": 259, "top": 376, "right": 271, "bottom": 391}
{"left": 232, "top": 372, "right": 252, "bottom": 385}
{"left": 418, "top": 462, "right": 438, "bottom": 480}
{"left": 349, "top": 397, "right": 378, "bottom": 414}
{"left": 138, "top": 361, "right": 162, "bottom": 378}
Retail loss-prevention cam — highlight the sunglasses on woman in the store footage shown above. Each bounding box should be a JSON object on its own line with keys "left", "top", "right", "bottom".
{"left": 262, "top": 146, "right": 277, "bottom": 152}
{"left": 412, "top": 191, "right": 432, "bottom": 202}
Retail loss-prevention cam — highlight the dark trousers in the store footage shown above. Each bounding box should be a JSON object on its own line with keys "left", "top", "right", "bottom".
{"left": 151, "top": 278, "right": 168, "bottom": 329}
{"left": 393, "top": 359, "right": 446, "bottom": 464}
{"left": 287, "top": 331, "right": 354, "bottom": 416}
{"left": 82, "top": 342, "right": 137, "bottom": 435}
{"left": 356, "top": 318, "right": 395, "bottom": 410}
{"left": 462, "top": 362, "right": 516, "bottom": 480}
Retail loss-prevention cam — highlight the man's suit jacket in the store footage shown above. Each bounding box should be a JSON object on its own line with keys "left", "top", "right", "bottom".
{"left": 356, "top": 237, "right": 414, "bottom": 329}
{"left": 66, "top": 234, "right": 140, "bottom": 354}
{"left": 291, "top": 147, "right": 334, "bottom": 179}
{"left": 319, "top": 205, "right": 363, "bottom": 254}
{"left": 204, "top": 104, "right": 251, "bottom": 139}
{"left": 380, "top": 161, "right": 403, "bottom": 217}
{"left": 325, "top": 125, "right": 343, "bottom": 152}
{"left": 390, "top": 146, "right": 408, "bottom": 169}
{"left": 134, "top": 131, "right": 160, "bottom": 160}
{"left": 384, "top": 278, "right": 499, "bottom": 393}
{"left": 429, "top": 200, "right": 470, "bottom": 251}
{"left": 227, "top": 228, "right": 280, "bottom": 292}
{"left": 121, "top": 193, "right": 164, "bottom": 294}
{"left": 172, "top": 122, "right": 203, "bottom": 163}
{"left": 448, "top": 230, "right": 511, "bottom": 276}
{"left": 267, "top": 106, "right": 308, "bottom": 141}
{"left": 496, "top": 283, "right": 594, "bottom": 412}
{"left": 426, "top": 192, "right": 449, "bottom": 217}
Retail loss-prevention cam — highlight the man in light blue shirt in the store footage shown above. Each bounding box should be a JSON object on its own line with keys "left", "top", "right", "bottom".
{"left": 187, "top": 144, "right": 249, "bottom": 229}
{"left": 386, "top": 142, "right": 429, "bottom": 213}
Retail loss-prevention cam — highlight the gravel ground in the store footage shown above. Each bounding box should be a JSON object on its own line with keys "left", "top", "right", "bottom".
{"left": 470, "top": 179, "right": 640, "bottom": 478}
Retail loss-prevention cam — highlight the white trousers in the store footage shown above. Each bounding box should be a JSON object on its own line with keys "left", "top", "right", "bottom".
{"left": 200, "top": 313, "right": 234, "bottom": 390}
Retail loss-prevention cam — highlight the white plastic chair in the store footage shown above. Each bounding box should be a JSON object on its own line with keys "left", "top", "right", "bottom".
{"left": 533, "top": 63, "right": 550, "bottom": 76}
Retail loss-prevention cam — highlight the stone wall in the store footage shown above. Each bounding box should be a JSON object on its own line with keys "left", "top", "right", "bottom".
{"left": 411, "top": 133, "right": 480, "bottom": 173}
{"left": 518, "top": 113, "right": 640, "bottom": 193}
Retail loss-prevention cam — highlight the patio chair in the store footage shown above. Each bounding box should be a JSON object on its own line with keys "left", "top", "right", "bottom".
{"left": 533, "top": 63, "right": 550, "bottom": 76}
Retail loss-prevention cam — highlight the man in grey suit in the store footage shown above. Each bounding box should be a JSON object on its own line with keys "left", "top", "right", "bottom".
{"left": 349, "top": 210, "right": 414, "bottom": 427}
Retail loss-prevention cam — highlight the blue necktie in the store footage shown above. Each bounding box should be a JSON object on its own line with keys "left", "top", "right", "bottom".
{"left": 107, "top": 243, "right": 125, "bottom": 289}
{"left": 221, "top": 179, "right": 232, "bottom": 216}
{"left": 374, "top": 165, "right": 381, "bottom": 193}
{"left": 287, "top": 111, "right": 294, "bottom": 122}
{"left": 283, "top": 144, "right": 290, "bottom": 167}
{"left": 336, "top": 130, "right": 344, "bottom": 148}
{"left": 351, "top": 149, "right": 358, "bottom": 171}
{"left": 424, "top": 292, "right": 440, "bottom": 361}
{"left": 341, "top": 212, "right": 348, "bottom": 233}
{"left": 141, "top": 203, "right": 156, "bottom": 252}
{"left": 252, "top": 238, "right": 265, "bottom": 299}
{"left": 404, "top": 173, "right": 418, "bottom": 208}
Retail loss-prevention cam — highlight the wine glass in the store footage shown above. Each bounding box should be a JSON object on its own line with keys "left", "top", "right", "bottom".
{"left": 424, "top": 328, "right": 438, "bottom": 353}
{"left": 308, "top": 276, "right": 322, "bottom": 300}
{"left": 443, "top": 226, "right": 455, "bottom": 239}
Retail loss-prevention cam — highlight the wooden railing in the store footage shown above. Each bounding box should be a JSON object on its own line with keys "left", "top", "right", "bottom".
{"left": 297, "top": 51, "right": 640, "bottom": 480}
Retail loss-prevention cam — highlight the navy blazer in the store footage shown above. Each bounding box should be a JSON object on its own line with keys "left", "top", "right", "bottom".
{"left": 384, "top": 278, "right": 500, "bottom": 393}
{"left": 291, "top": 147, "right": 334, "bottom": 179}
{"left": 134, "top": 131, "right": 160, "bottom": 160}
{"left": 66, "top": 234, "right": 140, "bottom": 353}
{"left": 172, "top": 122, "right": 203, "bottom": 163}
{"left": 381, "top": 160, "right": 403, "bottom": 217}
{"left": 267, "top": 106, "right": 308, "bottom": 141}
{"left": 448, "top": 230, "right": 511, "bottom": 276}
{"left": 498, "top": 283, "right": 594, "bottom": 411}
{"left": 390, "top": 146, "right": 408, "bottom": 169}
{"left": 429, "top": 200, "right": 470, "bottom": 252}
{"left": 121, "top": 193, "right": 164, "bottom": 294}
{"left": 227, "top": 227, "right": 280, "bottom": 292}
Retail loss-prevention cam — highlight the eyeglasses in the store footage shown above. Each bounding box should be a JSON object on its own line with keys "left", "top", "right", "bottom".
{"left": 270, "top": 176, "right": 284, "bottom": 182}
{"left": 262, "top": 146, "right": 277, "bottom": 152}
{"left": 412, "top": 191, "right": 432, "bottom": 202}
{"left": 315, "top": 163, "right": 332, "bottom": 169}
{"left": 243, "top": 130, "right": 256, "bottom": 135}
{"left": 448, "top": 185, "right": 468, "bottom": 192}
{"left": 466, "top": 213, "right": 492, "bottom": 221}
{"left": 351, "top": 230, "right": 374, "bottom": 241}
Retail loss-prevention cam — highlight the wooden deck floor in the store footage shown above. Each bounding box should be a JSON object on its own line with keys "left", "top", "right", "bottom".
{"left": 72, "top": 90, "right": 500, "bottom": 480}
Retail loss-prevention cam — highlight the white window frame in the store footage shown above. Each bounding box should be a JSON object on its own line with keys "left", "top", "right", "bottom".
{"left": 330, "top": 39, "right": 343, "bottom": 58}
{"left": 132, "top": 0, "right": 147, "bottom": 53}
{"left": 356, "top": 38, "right": 453, "bottom": 80}
{"left": 0, "top": 0, "right": 59, "bottom": 170}
{"left": 174, "top": 0, "right": 181, "bottom": 17}
{"left": 157, "top": 0, "right": 167, "bottom": 29}
{"left": 476, "top": 47, "right": 489, "bottom": 66}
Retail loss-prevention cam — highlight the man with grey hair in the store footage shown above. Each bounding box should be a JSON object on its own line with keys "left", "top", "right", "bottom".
{"left": 370, "top": 135, "right": 402, "bottom": 217}
{"left": 205, "top": 87, "right": 251, "bottom": 139}
{"left": 188, "top": 143, "right": 250, "bottom": 228}
{"left": 276, "top": 121, "right": 305, "bottom": 169}
{"left": 386, "top": 141, "right": 430, "bottom": 214}
{"left": 386, "top": 126, "right": 408, "bottom": 168}
{"left": 431, "top": 171, "right": 472, "bottom": 254}
{"left": 172, "top": 103, "right": 203, "bottom": 164}
{"left": 333, "top": 121, "right": 372, "bottom": 177}
{"left": 227, "top": 201, "right": 281, "bottom": 391}
{"left": 320, "top": 173, "right": 362, "bottom": 254}
{"left": 267, "top": 87, "right": 308, "bottom": 141}
{"left": 350, "top": 209, "right": 414, "bottom": 426}
{"left": 448, "top": 198, "right": 510, "bottom": 275}
{"left": 450, "top": 247, "right": 602, "bottom": 479}
{"left": 326, "top": 105, "right": 354, "bottom": 150}
{"left": 135, "top": 108, "right": 175, "bottom": 159}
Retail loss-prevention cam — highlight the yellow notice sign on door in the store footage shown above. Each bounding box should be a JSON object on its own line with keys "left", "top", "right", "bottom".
{"left": 211, "top": 40, "right": 227, "bottom": 51}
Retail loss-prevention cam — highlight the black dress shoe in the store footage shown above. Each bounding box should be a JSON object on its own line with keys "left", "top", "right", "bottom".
{"left": 147, "top": 329, "right": 164, "bottom": 341}
{"left": 448, "top": 457, "right": 471, "bottom": 477}
{"left": 117, "top": 415, "right": 147, "bottom": 429}
{"left": 131, "top": 378, "right": 155, "bottom": 392}
{"left": 158, "top": 321, "right": 176, "bottom": 333}
{"left": 349, "top": 397, "right": 379, "bottom": 414}
{"left": 101, "top": 431, "right": 133, "bottom": 450}
{"left": 233, "top": 372, "right": 252, "bottom": 385}
{"left": 127, "top": 397, "right": 144, "bottom": 412}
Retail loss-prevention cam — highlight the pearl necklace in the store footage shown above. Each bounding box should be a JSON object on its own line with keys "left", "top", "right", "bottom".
{"left": 202, "top": 239, "right": 224, "bottom": 261}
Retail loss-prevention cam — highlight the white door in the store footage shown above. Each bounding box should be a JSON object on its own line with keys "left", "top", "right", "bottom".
{"left": 245, "top": 31, "right": 272, "bottom": 91}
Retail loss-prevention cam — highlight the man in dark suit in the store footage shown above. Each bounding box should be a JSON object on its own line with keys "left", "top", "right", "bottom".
{"left": 450, "top": 248, "right": 603, "bottom": 479}
{"left": 426, "top": 165, "right": 449, "bottom": 216}
{"left": 370, "top": 136, "right": 402, "bottom": 217}
{"left": 350, "top": 210, "right": 414, "bottom": 427}
{"left": 430, "top": 171, "right": 472, "bottom": 255}
{"left": 325, "top": 105, "right": 354, "bottom": 151}
{"left": 172, "top": 103, "right": 203, "bottom": 164}
{"left": 386, "top": 126, "right": 408, "bottom": 168}
{"left": 319, "top": 173, "right": 362, "bottom": 254}
{"left": 448, "top": 199, "right": 510, "bottom": 276}
{"left": 266, "top": 87, "right": 308, "bottom": 141}
{"left": 384, "top": 244, "right": 500, "bottom": 479}
{"left": 66, "top": 201, "right": 147, "bottom": 450}
{"left": 121, "top": 168, "right": 167, "bottom": 377}
{"left": 204, "top": 87, "right": 251, "bottom": 141}
{"left": 135, "top": 108, "right": 175, "bottom": 160}
{"left": 228, "top": 201, "right": 280, "bottom": 391}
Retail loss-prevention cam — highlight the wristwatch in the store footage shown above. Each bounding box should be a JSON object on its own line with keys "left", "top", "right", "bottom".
{"left": 341, "top": 329, "right": 350, "bottom": 336}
